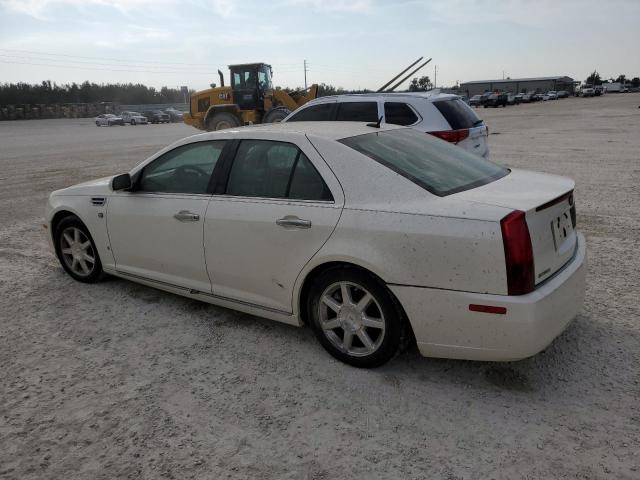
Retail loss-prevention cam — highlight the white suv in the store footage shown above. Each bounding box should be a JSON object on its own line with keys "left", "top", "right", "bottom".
{"left": 283, "top": 92, "right": 489, "bottom": 158}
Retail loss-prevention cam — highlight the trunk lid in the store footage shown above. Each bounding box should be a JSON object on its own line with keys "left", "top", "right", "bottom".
{"left": 454, "top": 169, "right": 577, "bottom": 284}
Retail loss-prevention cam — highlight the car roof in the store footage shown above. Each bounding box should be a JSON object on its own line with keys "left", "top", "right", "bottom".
{"left": 187, "top": 121, "right": 407, "bottom": 142}
{"left": 306, "top": 92, "right": 459, "bottom": 103}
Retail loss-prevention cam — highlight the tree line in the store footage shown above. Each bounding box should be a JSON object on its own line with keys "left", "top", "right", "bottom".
{"left": 0, "top": 80, "right": 191, "bottom": 105}
{"left": 585, "top": 71, "right": 640, "bottom": 86}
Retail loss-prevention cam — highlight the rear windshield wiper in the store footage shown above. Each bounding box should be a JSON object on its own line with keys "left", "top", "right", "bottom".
{"left": 472, "top": 119, "right": 484, "bottom": 126}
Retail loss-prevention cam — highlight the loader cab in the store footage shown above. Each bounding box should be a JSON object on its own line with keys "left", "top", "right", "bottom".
{"left": 229, "top": 63, "right": 273, "bottom": 111}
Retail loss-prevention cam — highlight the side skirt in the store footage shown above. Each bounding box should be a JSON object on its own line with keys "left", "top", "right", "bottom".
{"left": 103, "top": 267, "right": 302, "bottom": 326}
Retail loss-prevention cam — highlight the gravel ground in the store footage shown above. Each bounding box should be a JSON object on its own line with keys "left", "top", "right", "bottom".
{"left": 1, "top": 95, "right": 639, "bottom": 479}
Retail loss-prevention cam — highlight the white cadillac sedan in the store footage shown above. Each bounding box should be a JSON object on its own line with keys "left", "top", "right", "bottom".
{"left": 45, "top": 122, "right": 586, "bottom": 368}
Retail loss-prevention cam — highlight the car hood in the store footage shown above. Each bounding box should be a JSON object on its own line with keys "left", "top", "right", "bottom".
{"left": 52, "top": 176, "right": 114, "bottom": 196}
{"left": 453, "top": 168, "right": 574, "bottom": 211}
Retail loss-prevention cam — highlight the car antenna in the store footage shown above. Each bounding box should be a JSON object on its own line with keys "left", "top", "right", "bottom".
{"left": 367, "top": 116, "right": 383, "bottom": 128}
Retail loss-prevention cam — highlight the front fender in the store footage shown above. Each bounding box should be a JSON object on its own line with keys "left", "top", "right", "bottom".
{"left": 46, "top": 194, "right": 115, "bottom": 269}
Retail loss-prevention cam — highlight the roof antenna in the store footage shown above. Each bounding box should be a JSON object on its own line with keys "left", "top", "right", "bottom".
{"left": 367, "top": 116, "right": 383, "bottom": 128}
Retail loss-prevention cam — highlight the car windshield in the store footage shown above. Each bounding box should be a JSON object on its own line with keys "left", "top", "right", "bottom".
{"left": 339, "top": 128, "right": 509, "bottom": 196}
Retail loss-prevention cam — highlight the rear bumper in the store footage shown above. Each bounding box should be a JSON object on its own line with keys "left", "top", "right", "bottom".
{"left": 390, "top": 232, "right": 587, "bottom": 361}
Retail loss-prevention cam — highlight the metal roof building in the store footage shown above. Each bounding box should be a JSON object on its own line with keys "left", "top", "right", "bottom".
{"left": 460, "top": 76, "right": 576, "bottom": 97}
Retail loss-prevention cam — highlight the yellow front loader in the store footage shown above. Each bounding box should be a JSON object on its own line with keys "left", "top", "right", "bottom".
{"left": 183, "top": 63, "right": 318, "bottom": 131}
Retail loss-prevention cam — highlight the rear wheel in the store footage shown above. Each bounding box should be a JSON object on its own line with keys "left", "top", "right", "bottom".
{"left": 54, "top": 216, "right": 103, "bottom": 283}
{"left": 263, "top": 107, "right": 291, "bottom": 124}
{"left": 131, "top": 119, "right": 136, "bottom": 125}
{"left": 206, "top": 112, "right": 241, "bottom": 131}
{"left": 307, "top": 267, "right": 405, "bottom": 368}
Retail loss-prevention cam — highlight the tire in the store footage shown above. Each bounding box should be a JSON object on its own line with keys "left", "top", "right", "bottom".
{"left": 96, "top": 121, "right": 100, "bottom": 126}
{"left": 131, "top": 119, "right": 136, "bottom": 125}
{"left": 206, "top": 112, "right": 240, "bottom": 131}
{"left": 54, "top": 216, "right": 103, "bottom": 283}
{"left": 307, "top": 266, "right": 405, "bottom": 368}
{"left": 263, "top": 107, "right": 291, "bottom": 124}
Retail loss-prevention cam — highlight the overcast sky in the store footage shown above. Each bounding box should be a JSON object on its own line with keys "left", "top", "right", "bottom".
{"left": 1, "top": 0, "right": 639, "bottom": 91}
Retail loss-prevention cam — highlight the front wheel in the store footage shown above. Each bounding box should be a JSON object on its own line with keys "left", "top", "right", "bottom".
{"left": 54, "top": 216, "right": 103, "bottom": 283}
{"left": 206, "top": 112, "right": 241, "bottom": 131}
{"left": 131, "top": 119, "right": 136, "bottom": 125}
{"left": 307, "top": 267, "right": 405, "bottom": 368}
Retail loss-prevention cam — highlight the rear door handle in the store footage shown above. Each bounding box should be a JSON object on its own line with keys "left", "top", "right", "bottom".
{"left": 174, "top": 210, "right": 200, "bottom": 222}
{"left": 276, "top": 216, "right": 312, "bottom": 229}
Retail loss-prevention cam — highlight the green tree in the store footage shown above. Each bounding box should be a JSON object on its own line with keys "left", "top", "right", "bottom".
{"left": 586, "top": 70, "right": 602, "bottom": 85}
{"left": 408, "top": 76, "right": 432, "bottom": 92}
{"left": 615, "top": 74, "right": 627, "bottom": 84}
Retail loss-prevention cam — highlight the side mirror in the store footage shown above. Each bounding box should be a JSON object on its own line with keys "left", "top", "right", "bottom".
{"left": 112, "top": 173, "right": 132, "bottom": 191}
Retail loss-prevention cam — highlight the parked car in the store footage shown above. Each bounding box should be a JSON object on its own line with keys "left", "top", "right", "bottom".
{"left": 556, "top": 90, "right": 569, "bottom": 98}
{"left": 546, "top": 91, "right": 558, "bottom": 100}
{"left": 120, "top": 111, "right": 148, "bottom": 125}
{"left": 469, "top": 94, "right": 483, "bottom": 107}
{"left": 283, "top": 92, "right": 490, "bottom": 158}
{"left": 534, "top": 93, "right": 549, "bottom": 101}
{"left": 579, "top": 86, "right": 595, "bottom": 97}
{"left": 45, "top": 122, "right": 586, "bottom": 367}
{"left": 143, "top": 110, "right": 170, "bottom": 124}
{"left": 519, "top": 93, "right": 533, "bottom": 103}
{"left": 164, "top": 107, "right": 185, "bottom": 123}
{"left": 507, "top": 94, "right": 521, "bottom": 105}
{"left": 95, "top": 114, "right": 124, "bottom": 127}
{"left": 484, "top": 93, "right": 508, "bottom": 108}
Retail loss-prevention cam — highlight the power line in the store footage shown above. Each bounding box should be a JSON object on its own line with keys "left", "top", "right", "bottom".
{"left": 0, "top": 54, "right": 225, "bottom": 74}
{"left": 0, "top": 59, "right": 221, "bottom": 75}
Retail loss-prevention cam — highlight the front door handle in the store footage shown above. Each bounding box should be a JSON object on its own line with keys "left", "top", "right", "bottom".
{"left": 276, "top": 215, "right": 312, "bottom": 229}
{"left": 174, "top": 210, "right": 200, "bottom": 222}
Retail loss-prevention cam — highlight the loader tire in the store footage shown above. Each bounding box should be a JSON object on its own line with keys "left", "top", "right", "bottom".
{"left": 263, "top": 107, "right": 291, "bottom": 124}
{"left": 206, "top": 112, "right": 240, "bottom": 131}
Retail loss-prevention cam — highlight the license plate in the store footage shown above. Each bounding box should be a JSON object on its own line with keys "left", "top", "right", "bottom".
{"left": 551, "top": 209, "right": 574, "bottom": 251}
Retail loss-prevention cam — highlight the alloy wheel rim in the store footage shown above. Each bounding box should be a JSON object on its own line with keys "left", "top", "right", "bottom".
{"left": 60, "top": 226, "right": 95, "bottom": 277}
{"left": 318, "top": 281, "right": 386, "bottom": 357}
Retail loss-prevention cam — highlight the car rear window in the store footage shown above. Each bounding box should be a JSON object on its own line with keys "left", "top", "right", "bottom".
{"left": 432, "top": 98, "right": 481, "bottom": 130}
{"left": 288, "top": 103, "right": 335, "bottom": 122}
{"left": 339, "top": 128, "right": 508, "bottom": 196}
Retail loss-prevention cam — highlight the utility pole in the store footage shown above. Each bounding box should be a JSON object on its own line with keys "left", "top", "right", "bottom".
{"left": 434, "top": 65, "right": 437, "bottom": 89}
{"left": 304, "top": 59, "right": 308, "bottom": 90}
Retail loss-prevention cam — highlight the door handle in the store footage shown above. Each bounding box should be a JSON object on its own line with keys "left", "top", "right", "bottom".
{"left": 174, "top": 210, "right": 200, "bottom": 222}
{"left": 276, "top": 216, "right": 312, "bottom": 229}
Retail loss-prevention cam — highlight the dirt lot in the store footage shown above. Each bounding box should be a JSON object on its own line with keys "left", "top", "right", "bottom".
{"left": 1, "top": 95, "right": 639, "bottom": 479}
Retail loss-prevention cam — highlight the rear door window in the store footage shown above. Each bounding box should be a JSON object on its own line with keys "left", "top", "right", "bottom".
{"left": 287, "top": 103, "right": 336, "bottom": 122}
{"left": 335, "top": 102, "right": 378, "bottom": 122}
{"left": 384, "top": 102, "right": 419, "bottom": 126}
{"left": 225, "top": 140, "right": 332, "bottom": 201}
{"left": 432, "top": 98, "right": 481, "bottom": 129}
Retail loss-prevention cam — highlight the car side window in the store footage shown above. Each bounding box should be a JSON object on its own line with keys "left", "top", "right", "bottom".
{"left": 384, "top": 102, "right": 419, "bottom": 126}
{"left": 335, "top": 102, "right": 378, "bottom": 122}
{"left": 225, "top": 140, "right": 332, "bottom": 201}
{"left": 287, "top": 103, "right": 336, "bottom": 122}
{"left": 288, "top": 153, "right": 333, "bottom": 201}
{"left": 138, "top": 141, "right": 226, "bottom": 194}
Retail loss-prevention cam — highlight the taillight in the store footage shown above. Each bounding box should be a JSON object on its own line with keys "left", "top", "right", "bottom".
{"left": 500, "top": 210, "right": 535, "bottom": 295}
{"left": 429, "top": 128, "right": 469, "bottom": 143}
